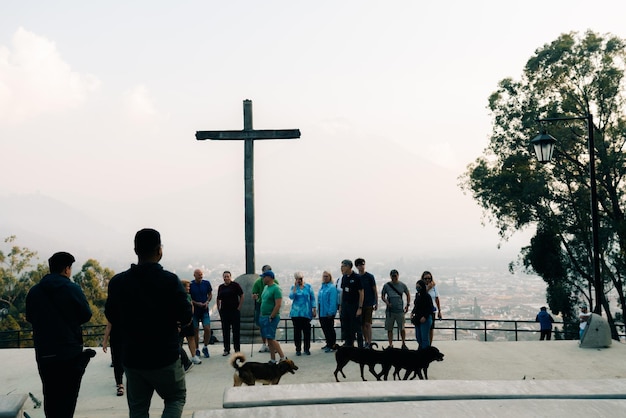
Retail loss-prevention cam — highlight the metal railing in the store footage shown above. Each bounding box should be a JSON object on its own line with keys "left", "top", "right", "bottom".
{"left": 5, "top": 317, "right": 620, "bottom": 348}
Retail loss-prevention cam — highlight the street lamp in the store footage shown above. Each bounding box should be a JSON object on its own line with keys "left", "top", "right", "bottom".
{"left": 530, "top": 113, "right": 603, "bottom": 315}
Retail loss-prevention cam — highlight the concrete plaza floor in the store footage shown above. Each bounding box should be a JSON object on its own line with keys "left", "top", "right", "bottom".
{"left": 3, "top": 339, "right": 626, "bottom": 417}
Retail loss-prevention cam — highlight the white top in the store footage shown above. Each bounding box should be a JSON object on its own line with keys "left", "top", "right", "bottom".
{"left": 428, "top": 285, "right": 440, "bottom": 312}
{"left": 580, "top": 311, "right": 592, "bottom": 330}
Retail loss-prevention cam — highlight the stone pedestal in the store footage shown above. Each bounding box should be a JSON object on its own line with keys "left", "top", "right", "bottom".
{"left": 234, "top": 273, "right": 263, "bottom": 344}
{"left": 580, "top": 313, "right": 612, "bottom": 348}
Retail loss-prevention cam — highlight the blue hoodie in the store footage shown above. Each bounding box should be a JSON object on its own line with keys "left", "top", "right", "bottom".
{"left": 318, "top": 281, "right": 338, "bottom": 317}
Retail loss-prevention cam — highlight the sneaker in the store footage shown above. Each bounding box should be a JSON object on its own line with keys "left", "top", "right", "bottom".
{"left": 202, "top": 347, "right": 210, "bottom": 358}
{"left": 184, "top": 362, "right": 194, "bottom": 373}
{"left": 324, "top": 347, "right": 333, "bottom": 353}
{"left": 320, "top": 345, "right": 328, "bottom": 350}
{"left": 258, "top": 344, "right": 269, "bottom": 353}
{"left": 304, "top": 350, "right": 311, "bottom": 356}
{"left": 363, "top": 342, "right": 370, "bottom": 349}
{"left": 191, "top": 356, "right": 202, "bottom": 365}
{"left": 195, "top": 349, "right": 200, "bottom": 357}
{"left": 222, "top": 351, "right": 230, "bottom": 356}
{"left": 296, "top": 351, "right": 301, "bottom": 356}
{"left": 268, "top": 359, "right": 277, "bottom": 364}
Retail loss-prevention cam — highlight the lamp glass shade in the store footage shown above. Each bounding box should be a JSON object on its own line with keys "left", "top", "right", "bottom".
{"left": 530, "top": 131, "right": 556, "bottom": 163}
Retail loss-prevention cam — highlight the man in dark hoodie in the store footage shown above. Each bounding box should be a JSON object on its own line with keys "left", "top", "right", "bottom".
{"left": 105, "top": 228, "right": 192, "bottom": 418}
{"left": 26, "top": 251, "right": 93, "bottom": 418}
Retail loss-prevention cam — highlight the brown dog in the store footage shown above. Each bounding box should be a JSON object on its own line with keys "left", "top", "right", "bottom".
{"left": 229, "top": 352, "right": 298, "bottom": 386}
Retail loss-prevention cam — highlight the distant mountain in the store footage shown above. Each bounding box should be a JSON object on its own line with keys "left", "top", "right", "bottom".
{"left": 0, "top": 193, "right": 125, "bottom": 265}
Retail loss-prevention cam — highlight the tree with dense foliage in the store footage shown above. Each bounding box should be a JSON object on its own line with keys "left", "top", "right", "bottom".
{"left": 462, "top": 31, "right": 626, "bottom": 339}
{"left": 1, "top": 236, "right": 112, "bottom": 346}
{"left": 0, "top": 236, "right": 44, "bottom": 330}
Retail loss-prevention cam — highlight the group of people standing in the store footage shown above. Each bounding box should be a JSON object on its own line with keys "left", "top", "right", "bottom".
{"left": 175, "top": 269, "right": 245, "bottom": 372}
{"left": 25, "top": 230, "right": 445, "bottom": 418}
{"left": 272, "top": 258, "right": 444, "bottom": 356}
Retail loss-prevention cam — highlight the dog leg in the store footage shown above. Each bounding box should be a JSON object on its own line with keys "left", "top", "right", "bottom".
{"left": 368, "top": 365, "right": 381, "bottom": 381}
{"left": 360, "top": 363, "right": 367, "bottom": 381}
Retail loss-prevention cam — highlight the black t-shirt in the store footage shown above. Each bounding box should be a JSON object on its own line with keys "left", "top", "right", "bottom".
{"left": 341, "top": 272, "right": 363, "bottom": 305}
{"left": 217, "top": 282, "right": 244, "bottom": 312}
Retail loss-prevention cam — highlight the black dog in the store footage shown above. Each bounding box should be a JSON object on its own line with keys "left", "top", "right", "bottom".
{"left": 230, "top": 352, "right": 298, "bottom": 386}
{"left": 379, "top": 346, "right": 444, "bottom": 380}
{"left": 333, "top": 344, "right": 390, "bottom": 382}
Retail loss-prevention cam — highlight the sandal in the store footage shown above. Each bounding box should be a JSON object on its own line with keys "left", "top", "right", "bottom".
{"left": 117, "top": 384, "right": 124, "bottom": 396}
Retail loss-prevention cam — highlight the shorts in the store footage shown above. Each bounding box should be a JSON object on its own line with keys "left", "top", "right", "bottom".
{"left": 180, "top": 323, "right": 195, "bottom": 337}
{"left": 193, "top": 312, "right": 211, "bottom": 329}
{"left": 259, "top": 316, "right": 280, "bottom": 340}
{"left": 362, "top": 306, "right": 374, "bottom": 324}
{"left": 384, "top": 311, "right": 405, "bottom": 331}
{"left": 430, "top": 313, "right": 436, "bottom": 330}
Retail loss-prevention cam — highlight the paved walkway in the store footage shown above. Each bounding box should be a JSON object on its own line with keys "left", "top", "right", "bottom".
{"left": 3, "top": 340, "right": 625, "bottom": 417}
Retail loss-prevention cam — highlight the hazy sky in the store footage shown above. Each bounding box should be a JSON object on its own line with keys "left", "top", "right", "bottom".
{"left": 2, "top": 1, "right": 626, "bottom": 268}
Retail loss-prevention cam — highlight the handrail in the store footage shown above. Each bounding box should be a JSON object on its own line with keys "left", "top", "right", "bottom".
{"left": 3, "top": 317, "right": 623, "bottom": 348}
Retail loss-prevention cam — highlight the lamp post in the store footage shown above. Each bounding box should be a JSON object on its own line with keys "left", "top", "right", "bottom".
{"left": 530, "top": 114, "right": 603, "bottom": 315}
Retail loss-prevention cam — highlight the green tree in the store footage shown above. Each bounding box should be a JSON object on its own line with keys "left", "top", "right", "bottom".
{"left": 462, "top": 31, "right": 626, "bottom": 339}
{"left": 0, "top": 236, "right": 43, "bottom": 330}
{"left": 73, "top": 258, "right": 114, "bottom": 315}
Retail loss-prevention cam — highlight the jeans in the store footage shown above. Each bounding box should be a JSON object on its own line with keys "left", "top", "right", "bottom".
{"left": 415, "top": 315, "right": 433, "bottom": 349}
{"left": 125, "top": 359, "right": 186, "bottom": 418}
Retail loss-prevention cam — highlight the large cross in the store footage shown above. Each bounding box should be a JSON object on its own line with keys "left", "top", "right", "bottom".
{"left": 195, "top": 99, "right": 301, "bottom": 274}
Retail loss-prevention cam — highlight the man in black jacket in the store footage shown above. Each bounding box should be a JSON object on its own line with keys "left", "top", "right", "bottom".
{"left": 26, "top": 251, "right": 93, "bottom": 418}
{"left": 105, "top": 228, "right": 192, "bottom": 418}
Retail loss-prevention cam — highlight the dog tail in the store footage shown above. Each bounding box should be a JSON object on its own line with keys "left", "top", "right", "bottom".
{"left": 229, "top": 352, "right": 246, "bottom": 370}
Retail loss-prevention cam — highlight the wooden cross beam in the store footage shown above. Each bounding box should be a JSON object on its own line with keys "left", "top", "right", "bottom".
{"left": 195, "top": 99, "right": 301, "bottom": 274}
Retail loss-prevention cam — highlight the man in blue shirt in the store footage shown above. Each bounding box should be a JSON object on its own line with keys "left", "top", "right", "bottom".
{"left": 190, "top": 269, "right": 213, "bottom": 358}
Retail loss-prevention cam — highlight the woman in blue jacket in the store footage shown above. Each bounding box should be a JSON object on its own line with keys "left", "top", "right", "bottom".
{"left": 289, "top": 272, "right": 317, "bottom": 355}
{"left": 318, "top": 270, "right": 338, "bottom": 352}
